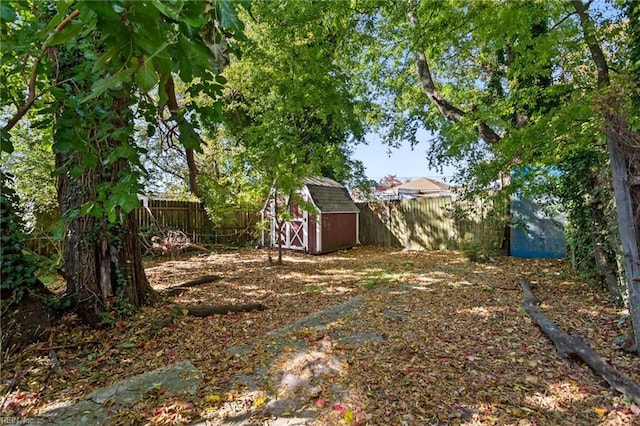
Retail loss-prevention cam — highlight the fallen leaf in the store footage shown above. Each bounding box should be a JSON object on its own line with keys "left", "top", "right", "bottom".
{"left": 343, "top": 409, "right": 354, "bottom": 424}
{"left": 254, "top": 396, "right": 269, "bottom": 408}
{"left": 204, "top": 394, "right": 222, "bottom": 404}
{"left": 593, "top": 406, "right": 608, "bottom": 416}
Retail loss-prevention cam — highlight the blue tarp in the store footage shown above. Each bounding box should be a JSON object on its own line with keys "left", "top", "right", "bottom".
{"left": 510, "top": 197, "right": 566, "bottom": 259}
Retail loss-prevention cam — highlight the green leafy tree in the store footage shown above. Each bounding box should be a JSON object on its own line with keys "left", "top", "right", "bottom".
{"left": 351, "top": 1, "right": 638, "bottom": 343}
{"left": 0, "top": 123, "right": 57, "bottom": 228}
{"left": 209, "top": 1, "right": 370, "bottom": 263}
{"left": 1, "top": 0, "right": 247, "bottom": 326}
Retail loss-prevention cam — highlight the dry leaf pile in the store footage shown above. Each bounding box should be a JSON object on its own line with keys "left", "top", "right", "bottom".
{"left": 2, "top": 246, "right": 639, "bottom": 425}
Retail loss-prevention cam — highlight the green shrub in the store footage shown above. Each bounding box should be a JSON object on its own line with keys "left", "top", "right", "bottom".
{"left": 1, "top": 172, "right": 40, "bottom": 308}
{"left": 460, "top": 234, "right": 483, "bottom": 262}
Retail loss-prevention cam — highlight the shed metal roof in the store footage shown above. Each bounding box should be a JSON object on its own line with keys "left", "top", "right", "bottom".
{"left": 304, "top": 177, "right": 360, "bottom": 213}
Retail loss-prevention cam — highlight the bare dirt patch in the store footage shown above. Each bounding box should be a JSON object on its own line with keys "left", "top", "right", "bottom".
{"left": 2, "top": 246, "right": 639, "bottom": 425}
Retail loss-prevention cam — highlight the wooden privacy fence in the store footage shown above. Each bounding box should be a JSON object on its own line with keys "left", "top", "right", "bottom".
{"left": 356, "top": 196, "right": 507, "bottom": 251}
{"left": 29, "top": 200, "right": 258, "bottom": 256}
{"left": 137, "top": 199, "right": 210, "bottom": 242}
{"left": 29, "top": 197, "right": 504, "bottom": 256}
{"left": 134, "top": 199, "right": 257, "bottom": 245}
{"left": 26, "top": 209, "right": 63, "bottom": 259}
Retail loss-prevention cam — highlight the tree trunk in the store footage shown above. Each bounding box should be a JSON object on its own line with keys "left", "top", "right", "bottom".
{"left": 164, "top": 77, "right": 201, "bottom": 198}
{"left": 271, "top": 187, "right": 285, "bottom": 266}
{"left": 589, "top": 173, "right": 623, "bottom": 302}
{"left": 594, "top": 242, "right": 622, "bottom": 302}
{"left": 57, "top": 154, "right": 157, "bottom": 327}
{"left": 572, "top": 0, "right": 640, "bottom": 352}
{"left": 55, "top": 54, "right": 157, "bottom": 326}
{"left": 56, "top": 162, "right": 102, "bottom": 326}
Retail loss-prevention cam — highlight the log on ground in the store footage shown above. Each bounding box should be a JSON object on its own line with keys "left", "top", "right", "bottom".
{"left": 171, "top": 303, "right": 267, "bottom": 317}
{"left": 163, "top": 275, "right": 222, "bottom": 296}
{"left": 519, "top": 277, "right": 640, "bottom": 406}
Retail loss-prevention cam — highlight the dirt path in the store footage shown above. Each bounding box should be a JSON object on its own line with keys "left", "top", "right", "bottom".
{"left": 3, "top": 247, "right": 639, "bottom": 425}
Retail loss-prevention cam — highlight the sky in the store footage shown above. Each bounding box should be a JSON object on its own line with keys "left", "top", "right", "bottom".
{"left": 351, "top": 129, "right": 457, "bottom": 183}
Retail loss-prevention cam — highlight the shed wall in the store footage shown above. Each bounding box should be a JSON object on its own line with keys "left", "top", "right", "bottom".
{"left": 319, "top": 213, "right": 358, "bottom": 253}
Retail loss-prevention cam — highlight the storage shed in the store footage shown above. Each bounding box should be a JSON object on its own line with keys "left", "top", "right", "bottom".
{"left": 261, "top": 177, "right": 360, "bottom": 254}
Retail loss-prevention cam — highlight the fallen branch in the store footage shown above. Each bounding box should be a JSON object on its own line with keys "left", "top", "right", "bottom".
{"left": 520, "top": 277, "right": 640, "bottom": 406}
{"left": 172, "top": 303, "right": 267, "bottom": 317}
{"left": 163, "top": 275, "right": 222, "bottom": 296}
{"left": 173, "top": 275, "right": 222, "bottom": 289}
{"left": 164, "top": 287, "right": 188, "bottom": 297}
{"left": 150, "top": 231, "right": 210, "bottom": 256}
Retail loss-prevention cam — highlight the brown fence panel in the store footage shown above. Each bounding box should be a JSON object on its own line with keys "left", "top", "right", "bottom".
{"left": 357, "top": 196, "right": 506, "bottom": 251}
{"left": 139, "top": 199, "right": 212, "bottom": 242}
{"left": 137, "top": 199, "right": 257, "bottom": 244}
{"left": 28, "top": 200, "right": 258, "bottom": 257}
{"left": 357, "top": 201, "right": 402, "bottom": 247}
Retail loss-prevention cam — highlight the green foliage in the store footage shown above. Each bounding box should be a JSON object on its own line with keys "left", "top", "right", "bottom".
{"left": 0, "top": 172, "right": 40, "bottom": 307}
{"left": 362, "top": 279, "right": 378, "bottom": 290}
{"left": 353, "top": 0, "right": 631, "bottom": 193}
{"left": 547, "top": 146, "right": 620, "bottom": 283}
{"left": 211, "top": 0, "right": 371, "bottom": 214}
{"left": 2, "top": 0, "right": 249, "bottom": 222}
{"left": 99, "top": 287, "right": 139, "bottom": 326}
{"left": 42, "top": 294, "right": 71, "bottom": 311}
{"left": 449, "top": 192, "right": 507, "bottom": 262}
{"left": 197, "top": 134, "right": 265, "bottom": 226}
{"left": 460, "top": 235, "right": 484, "bottom": 263}
{"left": 0, "top": 123, "right": 57, "bottom": 228}
{"left": 627, "top": 0, "right": 640, "bottom": 131}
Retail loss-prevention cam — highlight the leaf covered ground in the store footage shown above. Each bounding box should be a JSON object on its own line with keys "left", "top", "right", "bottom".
{"left": 2, "top": 246, "right": 640, "bottom": 425}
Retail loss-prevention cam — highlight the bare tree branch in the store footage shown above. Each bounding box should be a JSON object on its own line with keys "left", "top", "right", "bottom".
{"left": 163, "top": 77, "right": 201, "bottom": 198}
{"left": 406, "top": 9, "right": 502, "bottom": 146}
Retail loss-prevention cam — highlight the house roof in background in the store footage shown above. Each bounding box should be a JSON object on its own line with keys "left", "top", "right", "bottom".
{"left": 304, "top": 177, "right": 360, "bottom": 213}
{"left": 380, "top": 177, "right": 453, "bottom": 199}
{"left": 390, "top": 177, "right": 451, "bottom": 192}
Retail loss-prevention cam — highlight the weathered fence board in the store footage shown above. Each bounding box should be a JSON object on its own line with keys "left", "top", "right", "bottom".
{"left": 357, "top": 196, "right": 506, "bottom": 251}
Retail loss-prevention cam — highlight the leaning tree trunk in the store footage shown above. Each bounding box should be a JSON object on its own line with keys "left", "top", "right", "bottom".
{"left": 572, "top": 0, "right": 640, "bottom": 351}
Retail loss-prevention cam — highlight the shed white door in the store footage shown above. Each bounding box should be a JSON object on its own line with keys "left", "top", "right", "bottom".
{"left": 271, "top": 206, "right": 308, "bottom": 251}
